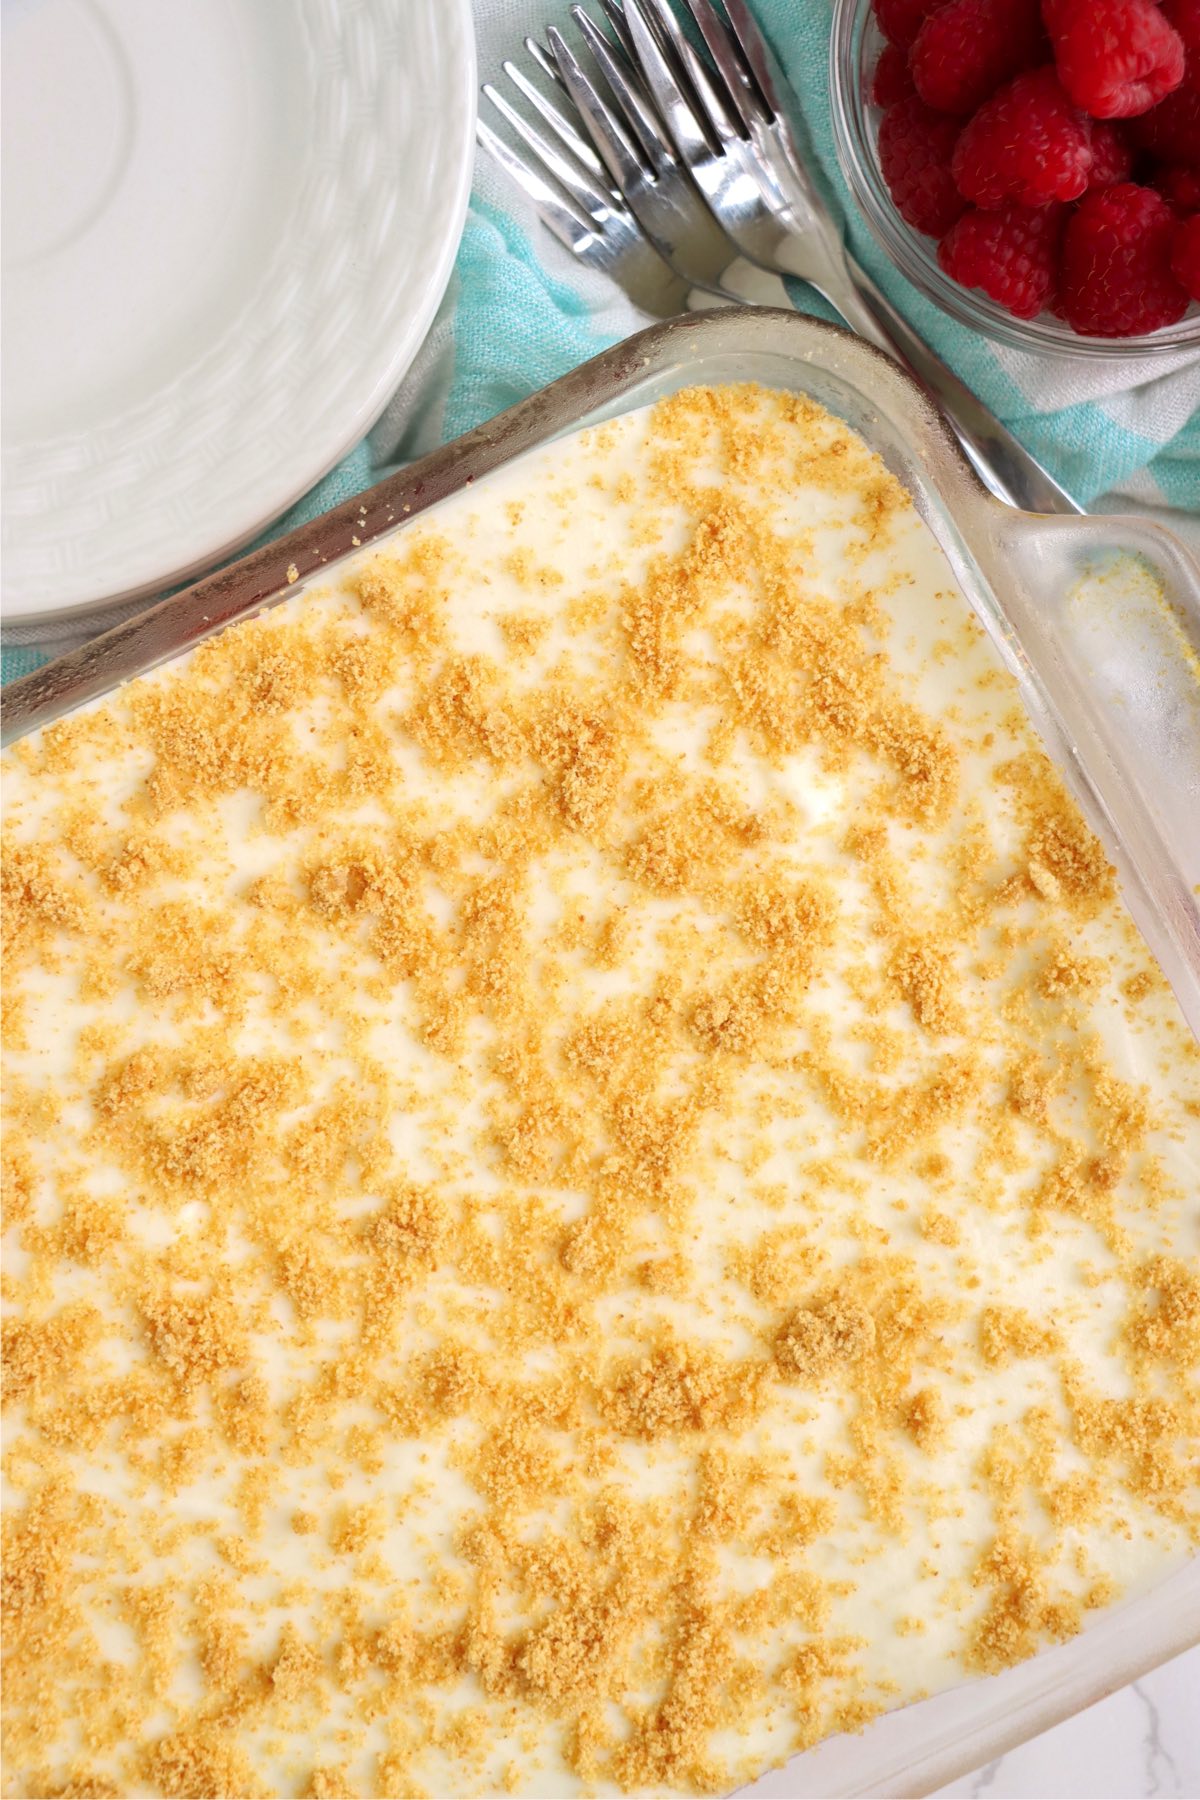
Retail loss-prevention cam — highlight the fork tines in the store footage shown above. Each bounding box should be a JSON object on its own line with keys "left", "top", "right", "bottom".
{"left": 476, "top": 19, "right": 693, "bottom": 317}
{"left": 478, "top": 57, "right": 623, "bottom": 256}
{"left": 623, "top": 0, "right": 732, "bottom": 156}
{"left": 681, "top": 0, "right": 777, "bottom": 124}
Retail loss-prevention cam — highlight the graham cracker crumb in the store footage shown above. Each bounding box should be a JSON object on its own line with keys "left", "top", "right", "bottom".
{"left": 3, "top": 380, "right": 1197, "bottom": 1799}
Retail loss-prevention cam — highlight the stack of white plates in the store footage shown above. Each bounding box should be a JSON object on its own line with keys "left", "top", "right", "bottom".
{"left": 1, "top": 0, "right": 476, "bottom": 630}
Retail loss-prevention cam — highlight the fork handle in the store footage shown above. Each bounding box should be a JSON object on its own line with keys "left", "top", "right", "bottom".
{"left": 817, "top": 252, "right": 1081, "bottom": 516}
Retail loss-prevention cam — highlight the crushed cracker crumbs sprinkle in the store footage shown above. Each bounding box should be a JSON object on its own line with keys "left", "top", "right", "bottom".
{"left": 3, "top": 384, "right": 1197, "bottom": 1799}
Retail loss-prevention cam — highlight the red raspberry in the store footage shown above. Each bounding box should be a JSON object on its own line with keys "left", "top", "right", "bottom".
{"left": 1044, "top": 0, "right": 1185, "bottom": 118}
{"left": 1171, "top": 211, "right": 1200, "bottom": 295}
{"left": 1059, "top": 182, "right": 1190, "bottom": 333}
{"left": 879, "top": 97, "right": 967, "bottom": 234}
{"left": 952, "top": 68, "right": 1093, "bottom": 208}
{"left": 911, "top": 0, "right": 1044, "bottom": 114}
{"left": 1152, "top": 163, "right": 1200, "bottom": 210}
{"left": 1128, "top": 85, "right": 1200, "bottom": 165}
{"left": 1086, "top": 121, "right": 1135, "bottom": 189}
{"left": 1161, "top": 0, "right": 1200, "bottom": 91}
{"left": 873, "top": 43, "right": 917, "bottom": 105}
{"left": 874, "top": 0, "right": 941, "bottom": 50}
{"left": 938, "top": 202, "right": 1065, "bottom": 314}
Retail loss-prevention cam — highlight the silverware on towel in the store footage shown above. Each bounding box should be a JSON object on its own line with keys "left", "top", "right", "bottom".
{"left": 477, "top": 57, "right": 691, "bottom": 318}
{"left": 478, "top": 0, "right": 1080, "bottom": 514}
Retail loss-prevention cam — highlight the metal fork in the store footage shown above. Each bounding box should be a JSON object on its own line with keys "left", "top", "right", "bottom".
{"left": 481, "top": 16, "right": 752, "bottom": 307}
{"left": 622, "top": 0, "right": 1080, "bottom": 514}
{"left": 478, "top": 4, "right": 1078, "bottom": 513}
{"left": 476, "top": 63, "right": 689, "bottom": 318}
{"left": 550, "top": 9, "right": 771, "bottom": 301}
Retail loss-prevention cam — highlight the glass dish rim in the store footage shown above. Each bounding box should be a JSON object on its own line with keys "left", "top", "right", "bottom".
{"left": 5, "top": 306, "right": 1198, "bottom": 1038}
{"left": 828, "top": 0, "right": 1200, "bottom": 360}
{"left": 3, "top": 304, "right": 1199, "bottom": 1797}
{"left": 7, "top": 306, "right": 1198, "bottom": 739}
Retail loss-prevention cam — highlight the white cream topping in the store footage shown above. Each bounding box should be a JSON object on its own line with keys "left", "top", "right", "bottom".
{"left": 3, "top": 387, "right": 1197, "bottom": 1800}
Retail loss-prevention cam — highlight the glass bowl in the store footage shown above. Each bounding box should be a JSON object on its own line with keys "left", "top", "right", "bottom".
{"left": 828, "top": 0, "right": 1200, "bottom": 360}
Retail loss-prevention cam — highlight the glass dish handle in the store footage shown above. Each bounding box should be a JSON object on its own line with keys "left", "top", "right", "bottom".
{"left": 990, "top": 508, "right": 1200, "bottom": 646}
{"left": 979, "top": 505, "right": 1200, "bottom": 1031}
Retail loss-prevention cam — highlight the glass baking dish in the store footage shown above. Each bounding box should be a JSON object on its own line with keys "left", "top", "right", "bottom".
{"left": 4, "top": 307, "right": 1198, "bottom": 1795}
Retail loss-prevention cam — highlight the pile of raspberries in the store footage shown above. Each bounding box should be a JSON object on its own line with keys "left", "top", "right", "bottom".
{"left": 872, "top": 0, "right": 1200, "bottom": 334}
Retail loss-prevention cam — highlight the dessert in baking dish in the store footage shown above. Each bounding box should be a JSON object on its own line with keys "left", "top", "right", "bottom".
{"left": 3, "top": 385, "right": 1198, "bottom": 1799}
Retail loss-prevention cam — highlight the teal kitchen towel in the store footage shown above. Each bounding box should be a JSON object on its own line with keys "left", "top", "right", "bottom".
{"left": 5, "top": 0, "right": 1198, "bottom": 685}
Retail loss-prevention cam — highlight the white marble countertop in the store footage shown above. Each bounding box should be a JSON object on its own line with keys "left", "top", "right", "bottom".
{"left": 935, "top": 1646, "right": 1200, "bottom": 1799}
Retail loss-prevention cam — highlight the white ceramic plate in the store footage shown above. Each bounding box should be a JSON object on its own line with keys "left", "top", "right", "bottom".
{"left": 1, "top": 0, "right": 476, "bottom": 626}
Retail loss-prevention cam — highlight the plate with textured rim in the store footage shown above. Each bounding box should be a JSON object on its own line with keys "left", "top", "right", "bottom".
{"left": 0, "top": 0, "right": 475, "bottom": 626}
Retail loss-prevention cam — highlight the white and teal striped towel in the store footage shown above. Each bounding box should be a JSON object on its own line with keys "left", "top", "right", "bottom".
{"left": 4, "top": 0, "right": 1198, "bottom": 686}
